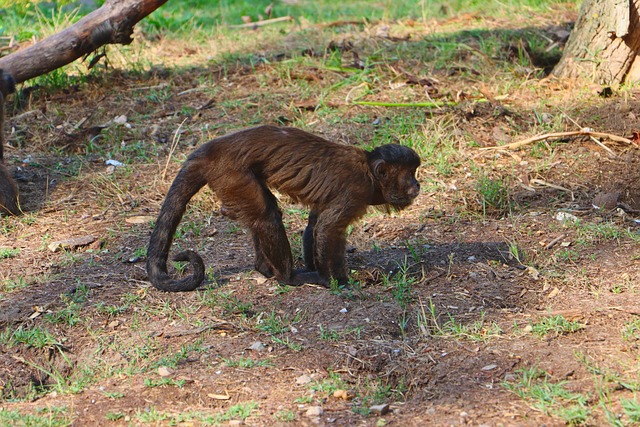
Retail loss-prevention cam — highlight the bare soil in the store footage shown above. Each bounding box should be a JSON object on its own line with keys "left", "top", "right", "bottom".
{"left": 2, "top": 10, "right": 640, "bottom": 427}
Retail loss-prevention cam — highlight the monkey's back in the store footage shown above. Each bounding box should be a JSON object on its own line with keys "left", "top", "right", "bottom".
{"left": 192, "top": 125, "right": 376, "bottom": 209}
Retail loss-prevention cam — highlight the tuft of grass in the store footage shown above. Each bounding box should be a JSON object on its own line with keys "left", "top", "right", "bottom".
{"left": 622, "top": 319, "right": 640, "bottom": 342}
{"left": 223, "top": 356, "right": 273, "bottom": 368}
{"left": 0, "top": 406, "right": 74, "bottom": 427}
{"left": 45, "top": 289, "right": 89, "bottom": 326}
{"left": 105, "top": 411, "right": 126, "bottom": 421}
{"left": 0, "top": 247, "right": 19, "bottom": 259}
{"left": 1, "top": 276, "right": 29, "bottom": 293}
{"left": 274, "top": 409, "right": 297, "bottom": 422}
{"left": 319, "top": 325, "right": 363, "bottom": 341}
{"left": 621, "top": 398, "right": 640, "bottom": 423}
{"left": 353, "top": 377, "right": 407, "bottom": 416}
{"left": 530, "top": 315, "right": 583, "bottom": 337}
{"left": 383, "top": 257, "right": 416, "bottom": 309}
{"left": 1, "top": 325, "right": 62, "bottom": 349}
{"left": 256, "top": 309, "right": 302, "bottom": 335}
{"left": 476, "top": 175, "right": 512, "bottom": 215}
{"left": 214, "top": 401, "right": 259, "bottom": 423}
{"left": 144, "top": 377, "right": 186, "bottom": 388}
{"left": 310, "top": 371, "right": 346, "bottom": 397}
{"left": 503, "top": 367, "right": 590, "bottom": 425}
{"left": 418, "top": 299, "right": 502, "bottom": 342}
{"left": 270, "top": 335, "right": 303, "bottom": 352}
{"left": 153, "top": 341, "right": 207, "bottom": 369}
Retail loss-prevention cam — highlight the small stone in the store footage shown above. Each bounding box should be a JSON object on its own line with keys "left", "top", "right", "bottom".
{"left": 593, "top": 192, "right": 619, "bottom": 211}
{"left": 296, "top": 374, "right": 312, "bottom": 385}
{"left": 249, "top": 341, "right": 266, "bottom": 351}
{"left": 555, "top": 211, "right": 578, "bottom": 222}
{"left": 157, "top": 366, "right": 173, "bottom": 377}
{"left": 333, "top": 389, "right": 352, "bottom": 400}
{"left": 305, "top": 406, "right": 323, "bottom": 417}
{"left": 370, "top": 404, "right": 390, "bottom": 415}
{"left": 503, "top": 373, "right": 518, "bottom": 382}
{"left": 125, "top": 215, "right": 155, "bottom": 224}
{"left": 105, "top": 159, "right": 125, "bottom": 167}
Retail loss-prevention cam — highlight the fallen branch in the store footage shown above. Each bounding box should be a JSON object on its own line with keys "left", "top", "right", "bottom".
{"left": 480, "top": 130, "right": 632, "bottom": 151}
{"left": 0, "top": 0, "right": 168, "bottom": 84}
{"left": 153, "top": 321, "right": 232, "bottom": 338}
{"left": 230, "top": 16, "right": 294, "bottom": 29}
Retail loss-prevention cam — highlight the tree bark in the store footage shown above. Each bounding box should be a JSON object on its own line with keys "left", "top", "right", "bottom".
{"left": 0, "top": 0, "right": 168, "bottom": 85}
{"left": 552, "top": 0, "right": 640, "bottom": 84}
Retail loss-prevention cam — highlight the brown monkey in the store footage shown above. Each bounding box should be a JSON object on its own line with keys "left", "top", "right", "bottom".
{"left": 0, "top": 69, "right": 19, "bottom": 216}
{"left": 147, "top": 125, "right": 420, "bottom": 292}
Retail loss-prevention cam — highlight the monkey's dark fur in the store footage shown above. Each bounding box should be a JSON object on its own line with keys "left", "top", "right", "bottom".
{"left": 0, "top": 69, "right": 19, "bottom": 216}
{"left": 147, "top": 125, "right": 421, "bottom": 292}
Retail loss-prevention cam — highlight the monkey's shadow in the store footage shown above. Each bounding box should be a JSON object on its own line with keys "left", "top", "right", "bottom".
{"left": 362, "top": 240, "right": 519, "bottom": 273}
{"left": 11, "top": 160, "right": 63, "bottom": 213}
{"left": 351, "top": 240, "right": 528, "bottom": 309}
{"left": 206, "top": 240, "right": 520, "bottom": 292}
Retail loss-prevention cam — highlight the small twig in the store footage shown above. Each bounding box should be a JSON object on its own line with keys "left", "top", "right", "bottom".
{"left": 162, "top": 118, "right": 188, "bottom": 181}
{"left": 320, "top": 20, "right": 367, "bottom": 28}
{"left": 609, "top": 306, "right": 640, "bottom": 316}
{"left": 589, "top": 135, "right": 616, "bottom": 156}
{"left": 230, "top": 16, "right": 294, "bottom": 29}
{"left": 545, "top": 234, "right": 565, "bottom": 250}
{"left": 159, "top": 322, "right": 232, "bottom": 338}
{"left": 177, "top": 87, "right": 206, "bottom": 96}
{"left": 353, "top": 100, "right": 457, "bottom": 108}
{"left": 480, "top": 130, "right": 632, "bottom": 151}
{"left": 530, "top": 179, "right": 574, "bottom": 200}
{"left": 133, "top": 83, "right": 169, "bottom": 91}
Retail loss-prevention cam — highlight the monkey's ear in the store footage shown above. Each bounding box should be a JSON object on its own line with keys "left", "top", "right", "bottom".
{"left": 372, "top": 159, "right": 389, "bottom": 179}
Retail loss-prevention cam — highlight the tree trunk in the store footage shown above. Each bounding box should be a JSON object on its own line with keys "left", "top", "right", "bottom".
{"left": 552, "top": 0, "right": 640, "bottom": 84}
{"left": 0, "top": 0, "right": 168, "bottom": 85}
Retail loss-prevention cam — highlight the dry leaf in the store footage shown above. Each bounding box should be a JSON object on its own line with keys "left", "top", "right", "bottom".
{"left": 208, "top": 393, "right": 231, "bottom": 400}
{"left": 125, "top": 216, "right": 156, "bottom": 224}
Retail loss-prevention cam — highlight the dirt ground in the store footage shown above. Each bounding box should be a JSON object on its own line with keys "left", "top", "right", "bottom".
{"left": 2, "top": 9, "right": 640, "bottom": 427}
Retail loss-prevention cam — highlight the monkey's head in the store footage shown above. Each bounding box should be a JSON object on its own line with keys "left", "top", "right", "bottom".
{"left": 0, "top": 69, "right": 16, "bottom": 98}
{"left": 368, "top": 144, "right": 421, "bottom": 209}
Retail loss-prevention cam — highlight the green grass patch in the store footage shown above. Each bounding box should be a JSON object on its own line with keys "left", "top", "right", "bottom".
{"left": 504, "top": 367, "right": 590, "bottom": 425}
{"left": 530, "top": 315, "right": 583, "bottom": 337}
{"left": 418, "top": 299, "right": 503, "bottom": 342}
{"left": 0, "top": 406, "right": 74, "bottom": 427}
{"left": 0, "top": 247, "right": 19, "bottom": 259}
{"left": 144, "top": 377, "right": 186, "bottom": 388}
{"left": 223, "top": 356, "right": 273, "bottom": 368}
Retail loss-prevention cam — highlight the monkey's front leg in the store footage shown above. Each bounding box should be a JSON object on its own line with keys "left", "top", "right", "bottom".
{"left": 313, "top": 212, "right": 350, "bottom": 287}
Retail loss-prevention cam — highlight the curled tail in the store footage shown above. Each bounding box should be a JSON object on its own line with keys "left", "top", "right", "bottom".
{"left": 147, "top": 160, "right": 208, "bottom": 292}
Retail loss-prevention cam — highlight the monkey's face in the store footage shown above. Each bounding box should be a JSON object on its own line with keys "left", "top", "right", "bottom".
{"left": 376, "top": 163, "right": 420, "bottom": 209}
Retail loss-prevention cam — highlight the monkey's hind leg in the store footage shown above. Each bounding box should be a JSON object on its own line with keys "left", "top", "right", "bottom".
{"left": 220, "top": 176, "right": 295, "bottom": 283}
